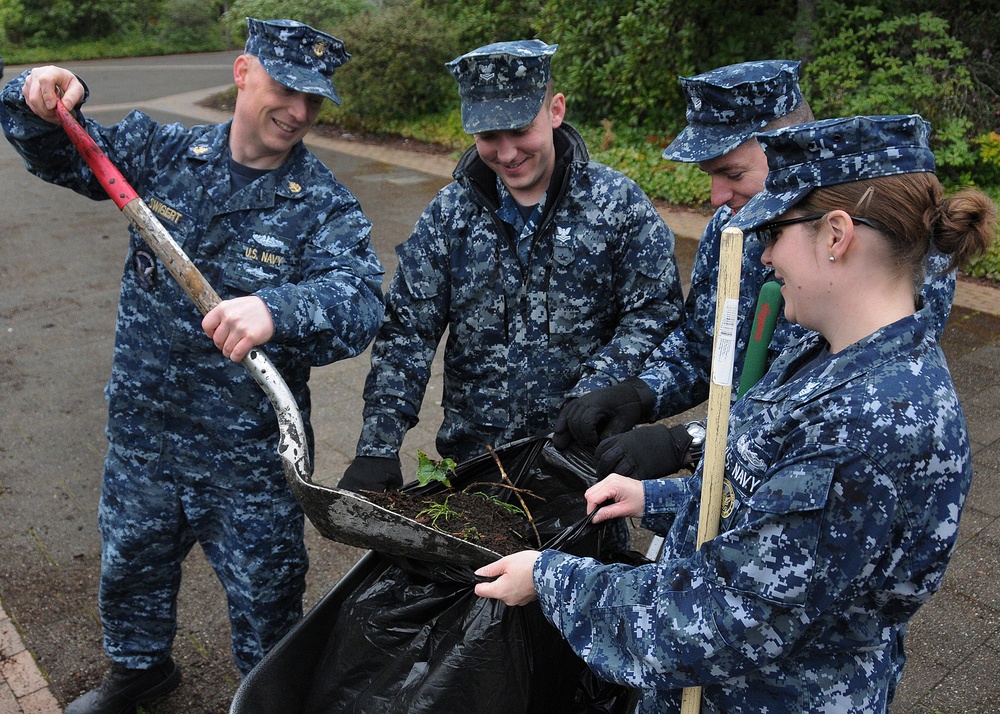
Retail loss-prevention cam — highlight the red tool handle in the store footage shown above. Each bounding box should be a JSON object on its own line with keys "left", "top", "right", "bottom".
{"left": 54, "top": 99, "right": 139, "bottom": 210}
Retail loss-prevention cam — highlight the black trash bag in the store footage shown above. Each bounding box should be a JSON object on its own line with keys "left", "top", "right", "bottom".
{"left": 300, "top": 436, "right": 640, "bottom": 714}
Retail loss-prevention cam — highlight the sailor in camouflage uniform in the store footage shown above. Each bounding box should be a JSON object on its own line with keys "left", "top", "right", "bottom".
{"left": 1, "top": 18, "right": 384, "bottom": 712}
{"left": 338, "top": 40, "right": 684, "bottom": 493}
{"left": 475, "top": 114, "right": 996, "bottom": 713}
{"left": 552, "top": 61, "right": 956, "bottom": 482}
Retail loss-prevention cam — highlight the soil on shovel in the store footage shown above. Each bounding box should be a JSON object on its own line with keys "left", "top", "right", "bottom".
{"left": 363, "top": 489, "right": 541, "bottom": 556}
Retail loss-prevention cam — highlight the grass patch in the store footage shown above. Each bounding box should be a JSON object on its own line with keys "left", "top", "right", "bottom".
{"left": 1, "top": 35, "right": 229, "bottom": 66}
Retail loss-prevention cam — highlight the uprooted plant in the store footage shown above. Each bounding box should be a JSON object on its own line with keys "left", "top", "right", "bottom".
{"left": 364, "top": 448, "right": 545, "bottom": 554}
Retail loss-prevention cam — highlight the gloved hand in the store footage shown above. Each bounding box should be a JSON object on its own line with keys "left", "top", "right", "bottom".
{"left": 594, "top": 423, "right": 693, "bottom": 480}
{"left": 338, "top": 455, "right": 404, "bottom": 493}
{"left": 551, "top": 378, "right": 656, "bottom": 450}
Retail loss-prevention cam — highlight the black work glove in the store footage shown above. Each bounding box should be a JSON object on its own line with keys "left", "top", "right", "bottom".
{"left": 594, "top": 423, "right": 693, "bottom": 481}
{"left": 338, "top": 455, "right": 404, "bottom": 493}
{"left": 552, "top": 378, "right": 656, "bottom": 450}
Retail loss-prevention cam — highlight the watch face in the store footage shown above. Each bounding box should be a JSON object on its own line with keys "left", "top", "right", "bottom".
{"left": 687, "top": 422, "right": 707, "bottom": 445}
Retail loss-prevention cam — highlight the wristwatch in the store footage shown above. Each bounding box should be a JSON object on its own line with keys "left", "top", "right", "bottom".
{"left": 684, "top": 419, "right": 707, "bottom": 466}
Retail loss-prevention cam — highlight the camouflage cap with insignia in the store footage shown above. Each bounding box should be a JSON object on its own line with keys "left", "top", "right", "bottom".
{"left": 245, "top": 18, "right": 349, "bottom": 104}
{"left": 662, "top": 60, "right": 803, "bottom": 163}
{"left": 446, "top": 39, "right": 558, "bottom": 134}
{"left": 730, "top": 114, "right": 936, "bottom": 231}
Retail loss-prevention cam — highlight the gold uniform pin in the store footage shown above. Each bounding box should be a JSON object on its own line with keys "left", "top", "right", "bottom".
{"left": 191, "top": 146, "right": 209, "bottom": 155}
{"left": 721, "top": 479, "right": 736, "bottom": 519}
{"left": 288, "top": 181, "right": 302, "bottom": 194}
{"left": 313, "top": 42, "right": 326, "bottom": 57}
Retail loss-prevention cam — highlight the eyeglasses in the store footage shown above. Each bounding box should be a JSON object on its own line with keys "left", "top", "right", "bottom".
{"left": 758, "top": 213, "right": 878, "bottom": 246}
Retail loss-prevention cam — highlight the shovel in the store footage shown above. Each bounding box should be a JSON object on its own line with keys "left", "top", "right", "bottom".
{"left": 53, "top": 100, "right": 525, "bottom": 569}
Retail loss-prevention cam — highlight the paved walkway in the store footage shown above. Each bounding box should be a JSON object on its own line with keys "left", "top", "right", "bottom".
{"left": 2, "top": 82, "right": 998, "bottom": 713}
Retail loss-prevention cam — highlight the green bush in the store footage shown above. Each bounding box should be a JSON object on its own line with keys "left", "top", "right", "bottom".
{"left": 961, "top": 185, "right": 1000, "bottom": 282}
{"left": 158, "top": 0, "right": 227, "bottom": 51}
{"left": 791, "top": 2, "right": 981, "bottom": 187}
{"left": 0, "top": 34, "right": 218, "bottom": 64}
{"left": 324, "top": 2, "right": 461, "bottom": 127}
{"left": 972, "top": 132, "right": 1000, "bottom": 188}
{"left": 219, "top": 0, "right": 373, "bottom": 41}
{"left": 536, "top": 0, "right": 689, "bottom": 132}
{"left": 417, "top": 0, "right": 543, "bottom": 49}
{"left": 4, "top": 0, "right": 146, "bottom": 45}
{"left": 574, "top": 123, "right": 711, "bottom": 207}
{"left": 536, "top": 0, "right": 800, "bottom": 134}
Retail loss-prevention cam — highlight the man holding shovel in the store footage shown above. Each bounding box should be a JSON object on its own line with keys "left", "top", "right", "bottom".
{"left": 1, "top": 18, "right": 384, "bottom": 713}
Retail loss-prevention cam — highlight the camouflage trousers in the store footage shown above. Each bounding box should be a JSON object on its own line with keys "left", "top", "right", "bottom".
{"left": 97, "top": 441, "right": 308, "bottom": 675}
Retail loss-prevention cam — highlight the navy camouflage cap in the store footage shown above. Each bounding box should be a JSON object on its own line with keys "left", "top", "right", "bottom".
{"left": 446, "top": 40, "right": 558, "bottom": 134}
{"left": 245, "top": 18, "right": 349, "bottom": 104}
{"left": 730, "top": 114, "right": 935, "bottom": 232}
{"left": 662, "top": 60, "right": 803, "bottom": 163}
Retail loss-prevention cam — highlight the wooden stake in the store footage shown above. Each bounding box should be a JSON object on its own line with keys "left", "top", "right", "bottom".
{"left": 680, "top": 226, "right": 744, "bottom": 713}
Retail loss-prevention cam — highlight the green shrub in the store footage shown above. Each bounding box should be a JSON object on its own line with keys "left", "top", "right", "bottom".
{"left": 158, "top": 0, "right": 227, "bottom": 51}
{"left": 963, "top": 234, "right": 1000, "bottom": 283}
{"left": 961, "top": 185, "right": 1000, "bottom": 282}
{"left": 536, "top": 0, "right": 691, "bottom": 132}
{"left": 0, "top": 33, "right": 218, "bottom": 64}
{"left": 325, "top": 2, "right": 461, "bottom": 127}
{"left": 417, "top": 0, "right": 543, "bottom": 49}
{"left": 219, "top": 0, "right": 372, "bottom": 41}
{"left": 791, "top": 2, "right": 980, "bottom": 187}
{"left": 971, "top": 132, "right": 1000, "bottom": 188}
{"left": 575, "top": 122, "right": 711, "bottom": 207}
{"left": 4, "top": 0, "right": 146, "bottom": 45}
{"left": 536, "top": 0, "right": 799, "bottom": 134}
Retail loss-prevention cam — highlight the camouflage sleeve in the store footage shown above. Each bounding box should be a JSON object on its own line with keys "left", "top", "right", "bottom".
{"left": 257, "top": 198, "right": 384, "bottom": 365}
{"left": 354, "top": 199, "right": 451, "bottom": 458}
{"left": 0, "top": 71, "right": 112, "bottom": 200}
{"left": 640, "top": 474, "right": 698, "bottom": 536}
{"left": 638, "top": 210, "right": 731, "bottom": 418}
{"left": 569, "top": 173, "right": 685, "bottom": 395}
{"left": 532, "top": 446, "right": 897, "bottom": 693}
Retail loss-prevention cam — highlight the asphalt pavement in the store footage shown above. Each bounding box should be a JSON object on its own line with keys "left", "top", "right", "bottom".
{"left": 1, "top": 53, "right": 999, "bottom": 714}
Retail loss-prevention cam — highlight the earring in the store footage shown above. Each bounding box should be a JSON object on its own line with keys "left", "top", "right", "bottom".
{"left": 829, "top": 255, "right": 835, "bottom": 262}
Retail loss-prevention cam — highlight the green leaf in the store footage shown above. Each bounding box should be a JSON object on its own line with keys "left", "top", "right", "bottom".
{"left": 415, "top": 450, "right": 456, "bottom": 489}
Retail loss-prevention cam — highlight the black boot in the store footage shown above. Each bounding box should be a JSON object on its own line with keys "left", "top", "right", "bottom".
{"left": 64, "top": 657, "right": 181, "bottom": 714}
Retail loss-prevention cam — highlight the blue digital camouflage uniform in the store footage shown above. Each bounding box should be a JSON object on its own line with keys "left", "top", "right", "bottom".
{"left": 355, "top": 122, "right": 684, "bottom": 462}
{"left": 532, "top": 303, "right": 970, "bottom": 712}
{"left": 633, "top": 207, "right": 955, "bottom": 419}
{"left": 0, "top": 73, "right": 384, "bottom": 673}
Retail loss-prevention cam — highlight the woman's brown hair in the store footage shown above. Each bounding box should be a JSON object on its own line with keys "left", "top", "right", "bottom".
{"left": 794, "top": 174, "right": 995, "bottom": 286}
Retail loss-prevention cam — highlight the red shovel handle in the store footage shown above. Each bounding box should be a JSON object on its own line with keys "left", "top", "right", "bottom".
{"left": 54, "top": 100, "right": 139, "bottom": 210}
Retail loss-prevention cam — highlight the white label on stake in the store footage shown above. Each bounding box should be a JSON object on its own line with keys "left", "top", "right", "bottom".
{"left": 712, "top": 298, "right": 739, "bottom": 387}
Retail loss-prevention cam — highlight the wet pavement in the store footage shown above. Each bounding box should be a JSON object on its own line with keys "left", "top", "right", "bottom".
{"left": 1, "top": 53, "right": 998, "bottom": 713}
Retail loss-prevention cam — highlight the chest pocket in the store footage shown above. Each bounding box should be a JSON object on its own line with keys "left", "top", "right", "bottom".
{"left": 715, "top": 461, "right": 835, "bottom": 606}
{"left": 224, "top": 231, "right": 300, "bottom": 293}
{"left": 547, "top": 227, "right": 616, "bottom": 337}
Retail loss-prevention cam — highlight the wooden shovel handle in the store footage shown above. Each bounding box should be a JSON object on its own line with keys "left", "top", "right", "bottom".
{"left": 680, "top": 226, "right": 744, "bottom": 713}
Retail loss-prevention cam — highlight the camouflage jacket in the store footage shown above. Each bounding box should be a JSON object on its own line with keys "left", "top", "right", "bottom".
{"left": 1, "top": 73, "right": 384, "bottom": 473}
{"left": 534, "top": 305, "right": 970, "bottom": 712}
{"left": 356, "top": 124, "right": 684, "bottom": 462}
{"left": 639, "top": 205, "right": 956, "bottom": 419}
